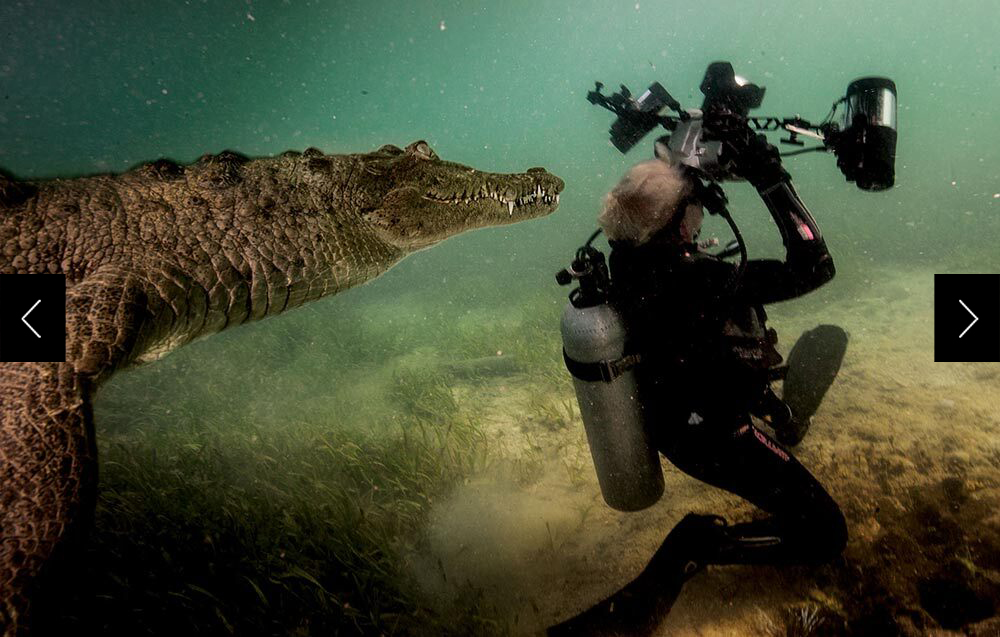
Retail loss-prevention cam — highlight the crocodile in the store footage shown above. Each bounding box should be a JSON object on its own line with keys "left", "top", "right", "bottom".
{"left": 0, "top": 140, "right": 563, "bottom": 635}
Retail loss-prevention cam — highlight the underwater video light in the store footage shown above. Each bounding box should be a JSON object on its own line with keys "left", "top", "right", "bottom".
{"left": 835, "top": 77, "right": 898, "bottom": 191}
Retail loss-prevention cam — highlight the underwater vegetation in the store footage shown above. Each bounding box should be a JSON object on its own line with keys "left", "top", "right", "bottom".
{"left": 24, "top": 294, "right": 563, "bottom": 637}
{"left": 33, "top": 398, "right": 488, "bottom": 635}
{"left": 33, "top": 382, "right": 504, "bottom": 635}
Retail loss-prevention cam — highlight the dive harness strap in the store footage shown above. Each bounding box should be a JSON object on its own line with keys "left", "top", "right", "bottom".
{"left": 563, "top": 350, "right": 643, "bottom": 383}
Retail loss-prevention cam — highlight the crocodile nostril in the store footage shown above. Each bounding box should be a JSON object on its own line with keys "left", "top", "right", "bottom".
{"left": 527, "top": 167, "right": 546, "bottom": 174}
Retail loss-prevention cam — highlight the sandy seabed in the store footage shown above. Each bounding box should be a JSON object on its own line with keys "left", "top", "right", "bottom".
{"left": 412, "top": 267, "right": 1000, "bottom": 636}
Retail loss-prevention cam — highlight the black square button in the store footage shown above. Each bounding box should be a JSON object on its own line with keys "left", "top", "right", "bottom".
{"left": 934, "top": 274, "right": 1000, "bottom": 362}
{"left": 0, "top": 274, "right": 67, "bottom": 363}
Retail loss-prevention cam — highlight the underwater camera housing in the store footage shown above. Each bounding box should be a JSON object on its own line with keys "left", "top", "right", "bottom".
{"left": 587, "top": 61, "right": 898, "bottom": 191}
{"left": 586, "top": 81, "right": 680, "bottom": 153}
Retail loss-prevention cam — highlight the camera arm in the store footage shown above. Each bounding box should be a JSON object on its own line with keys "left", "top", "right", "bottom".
{"left": 588, "top": 78, "right": 836, "bottom": 144}
{"left": 747, "top": 116, "right": 836, "bottom": 156}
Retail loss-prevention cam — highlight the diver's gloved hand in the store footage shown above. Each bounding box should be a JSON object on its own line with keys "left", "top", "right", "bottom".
{"left": 723, "top": 129, "right": 789, "bottom": 189}
{"left": 775, "top": 415, "right": 812, "bottom": 447}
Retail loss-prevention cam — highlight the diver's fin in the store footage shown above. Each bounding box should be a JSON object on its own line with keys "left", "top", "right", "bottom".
{"left": 547, "top": 513, "right": 723, "bottom": 636}
{"left": 545, "top": 575, "right": 676, "bottom": 636}
{"left": 782, "top": 324, "right": 848, "bottom": 421}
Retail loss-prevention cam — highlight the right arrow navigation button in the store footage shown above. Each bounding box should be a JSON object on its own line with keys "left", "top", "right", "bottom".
{"left": 958, "top": 299, "right": 978, "bottom": 339}
{"left": 934, "top": 274, "right": 999, "bottom": 362}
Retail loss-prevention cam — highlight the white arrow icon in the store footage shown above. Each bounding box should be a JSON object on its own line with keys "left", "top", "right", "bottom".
{"left": 21, "top": 299, "right": 41, "bottom": 339}
{"left": 958, "top": 299, "right": 978, "bottom": 339}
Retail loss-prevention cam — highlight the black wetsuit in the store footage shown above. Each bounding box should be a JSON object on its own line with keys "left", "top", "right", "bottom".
{"left": 608, "top": 175, "right": 847, "bottom": 565}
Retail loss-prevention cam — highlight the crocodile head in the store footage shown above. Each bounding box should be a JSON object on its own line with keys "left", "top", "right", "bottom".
{"left": 347, "top": 140, "right": 564, "bottom": 251}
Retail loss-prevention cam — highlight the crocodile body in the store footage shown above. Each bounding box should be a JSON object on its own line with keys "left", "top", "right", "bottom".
{"left": 0, "top": 140, "right": 563, "bottom": 635}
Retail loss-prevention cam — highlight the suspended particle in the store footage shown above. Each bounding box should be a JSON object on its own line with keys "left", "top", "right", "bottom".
{"left": 439, "top": 20, "right": 446, "bottom": 31}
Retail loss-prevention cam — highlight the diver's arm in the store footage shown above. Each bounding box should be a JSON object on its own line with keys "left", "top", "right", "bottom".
{"left": 729, "top": 136, "right": 836, "bottom": 303}
{"left": 756, "top": 175, "right": 835, "bottom": 291}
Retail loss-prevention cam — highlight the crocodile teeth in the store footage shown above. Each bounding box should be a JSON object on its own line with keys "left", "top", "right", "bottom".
{"left": 423, "top": 183, "right": 558, "bottom": 210}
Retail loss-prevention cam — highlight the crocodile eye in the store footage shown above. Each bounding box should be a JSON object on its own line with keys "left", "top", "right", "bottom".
{"left": 406, "top": 140, "right": 437, "bottom": 160}
{"left": 378, "top": 144, "right": 404, "bottom": 155}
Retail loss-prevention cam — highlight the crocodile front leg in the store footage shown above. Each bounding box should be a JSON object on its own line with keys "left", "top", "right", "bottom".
{"left": 1, "top": 268, "right": 148, "bottom": 636}
{"left": 0, "top": 361, "right": 95, "bottom": 636}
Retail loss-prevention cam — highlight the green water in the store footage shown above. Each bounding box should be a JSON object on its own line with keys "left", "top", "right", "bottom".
{"left": 4, "top": 0, "right": 999, "bottom": 279}
{"left": 3, "top": 1, "right": 1000, "bottom": 635}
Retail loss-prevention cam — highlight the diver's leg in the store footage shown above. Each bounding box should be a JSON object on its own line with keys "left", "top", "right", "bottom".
{"left": 776, "top": 324, "right": 848, "bottom": 446}
{"left": 548, "top": 416, "right": 846, "bottom": 634}
{"left": 660, "top": 418, "right": 847, "bottom": 564}
{"left": 547, "top": 413, "right": 849, "bottom": 635}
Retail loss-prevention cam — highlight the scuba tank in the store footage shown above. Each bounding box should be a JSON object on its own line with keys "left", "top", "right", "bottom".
{"left": 556, "top": 231, "right": 664, "bottom": 512}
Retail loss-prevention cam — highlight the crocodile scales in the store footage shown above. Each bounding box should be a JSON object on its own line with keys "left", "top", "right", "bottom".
{"left": 0, "top": 140, "right": 563, "bottom": 635}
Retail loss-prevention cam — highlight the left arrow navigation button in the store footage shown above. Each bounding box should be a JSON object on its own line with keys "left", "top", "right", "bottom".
{"left": 21, "top": 299, "right": 42, "bottom": 338}
{"left": 1, "top": 274, "right": 66, "bottom": 362}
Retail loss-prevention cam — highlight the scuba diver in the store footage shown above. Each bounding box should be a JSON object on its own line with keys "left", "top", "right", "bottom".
{"left": 551, "top": 131, "right": 850, "bottom": 635}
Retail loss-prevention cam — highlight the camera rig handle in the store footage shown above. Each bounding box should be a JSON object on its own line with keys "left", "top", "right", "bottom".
{"left": 587, "top": 81, "right": 687, "bottom": 126}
